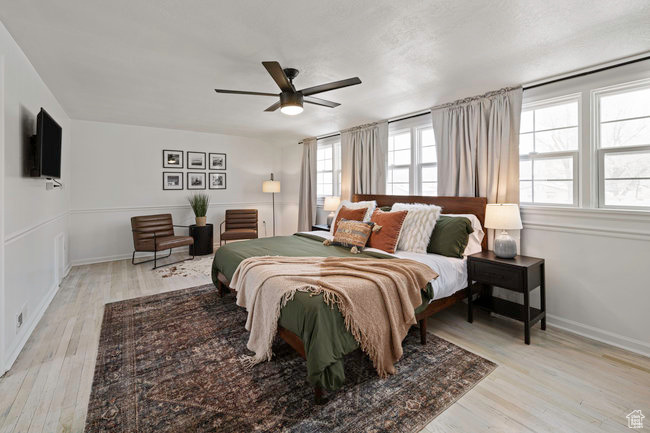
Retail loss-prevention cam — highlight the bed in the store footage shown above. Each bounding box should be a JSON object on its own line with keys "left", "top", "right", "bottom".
{"left": 211, "top": 194, "right": 487, "bottom": 401}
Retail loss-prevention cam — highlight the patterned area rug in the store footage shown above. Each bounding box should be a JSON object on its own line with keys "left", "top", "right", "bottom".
{"left": 154, "top": 255, "right": 213, "bottom": 278}
{"left": 85, "top": 285, "right": 496, "bottom": 433}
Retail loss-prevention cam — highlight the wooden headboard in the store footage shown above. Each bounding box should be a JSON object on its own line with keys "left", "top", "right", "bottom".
{"left": 352, "top": 194, "right": 488, "bottom": 251}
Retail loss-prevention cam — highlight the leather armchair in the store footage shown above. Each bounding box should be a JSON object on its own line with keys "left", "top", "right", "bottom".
{"left": 131, "top": 214, "right": 195, "bottom": 269}
{"left": 219, "top": 209, "right": 258, "bottom": 245}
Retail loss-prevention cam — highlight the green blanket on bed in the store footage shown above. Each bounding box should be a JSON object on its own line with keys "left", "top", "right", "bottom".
{"left": 211, "top": 233, "right": 433, "bottom": 390}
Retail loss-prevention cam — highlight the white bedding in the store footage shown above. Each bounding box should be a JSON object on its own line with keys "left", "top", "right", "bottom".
{"left": 300, "top": 230, "right": 467, "bottom": 301}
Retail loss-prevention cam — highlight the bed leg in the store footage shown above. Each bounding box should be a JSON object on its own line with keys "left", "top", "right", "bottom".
{"left": 419, "top": 318, "right": 427, "bottom": 345}
{"left": 314, "top": 386, "right": 326, "bottom": 405}
{"left": 217, "top": 279, "right": 224, "bottom": 297}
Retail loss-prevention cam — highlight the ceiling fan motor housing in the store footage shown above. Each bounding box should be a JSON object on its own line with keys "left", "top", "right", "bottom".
{"left": 280, "top": 91, "right": 304, "bottom": 108}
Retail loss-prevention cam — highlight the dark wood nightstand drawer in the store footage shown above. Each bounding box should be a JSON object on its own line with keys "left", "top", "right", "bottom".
{"left": 469, "top": 260, "right": 525, "bottom": 291}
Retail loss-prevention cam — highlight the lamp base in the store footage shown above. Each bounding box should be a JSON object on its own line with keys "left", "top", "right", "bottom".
{"left": 326, "top": 211, "right": 335, "bottom": 228}
{"left": 494, "top": 230, "right": 517, "bottom": 259}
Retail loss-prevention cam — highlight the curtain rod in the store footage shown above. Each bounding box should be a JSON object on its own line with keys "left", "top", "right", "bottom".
{"left": 523, "top": 53, "right": 650, "bottom": 91}
{"left": 307, "top": 111, "right": 431, "bottom": 142}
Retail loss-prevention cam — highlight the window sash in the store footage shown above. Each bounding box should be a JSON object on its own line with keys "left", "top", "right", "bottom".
{"left": 316, "top": 139, "right": 341, "bottom": 202}
{"left": 597, "top": 145, "right": 650, "bottom": 210}
{"left": 386, "top": 121, "right": 436, "bottom": 196}
{"left": 520, "top": 151, "right": 579, "bottom": 206}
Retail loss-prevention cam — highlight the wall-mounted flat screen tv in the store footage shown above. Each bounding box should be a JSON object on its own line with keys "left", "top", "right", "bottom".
{"left": 32, "top": 108, "right": 62, "bottom": 179}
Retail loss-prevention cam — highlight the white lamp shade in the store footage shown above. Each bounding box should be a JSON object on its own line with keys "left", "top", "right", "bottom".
{"left": 484, "top": 204, "right": 523, "bottom": 230}
{"left": 323, "top": 196, "right": 341, "bottom": 212}
{"left": 262, "top": 180, "right": 281, "bottom": 193}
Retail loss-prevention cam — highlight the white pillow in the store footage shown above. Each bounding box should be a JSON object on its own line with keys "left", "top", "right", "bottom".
{"left": 329, "top": 200, "right": 376, "bottom": 234}
{"left": 391, "top": 203, "right": 441, "bottom": 253}
{"left": 443, "top": 213, "right": 485, "bottom": 256}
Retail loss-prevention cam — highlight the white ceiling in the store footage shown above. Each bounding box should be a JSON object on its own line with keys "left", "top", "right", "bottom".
{"left": 1, "top": 1, "right": 649, "bottom": 141}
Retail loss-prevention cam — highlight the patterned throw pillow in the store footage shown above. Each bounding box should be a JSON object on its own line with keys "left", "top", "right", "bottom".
{"left": 391, "top": 203, "right": 442, "bottom": 253}
{"left": 325, "top": 219, "right": 375, "bottom": 253}
{"left": 367, "top": 209, "right": 408, "bottom": 253}
{"left": 331, "top": 206, "right": 368, "bottom": 234}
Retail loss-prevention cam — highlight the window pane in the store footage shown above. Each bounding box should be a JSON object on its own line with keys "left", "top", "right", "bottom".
{"left": 421, "top": 166, "right": 437, "bottom": 182}
{"left": 520, "top": 110, "right": 534, "bottom": 133}
{"left": 520, "top": 160, "right": 532, "bottom": 180}
{"left": 604, "top": 151, "right": 650, "bottom": 179}
{"left": 534, "top": 157, "right": 573, "bottom": 180}
{"left": 535, "top": 127, "right": 579, "bottom": 152}
{"left": 322, "top": 184, "right": 332, "bottom": 196}
{"left": 392, "top": 167, "right": 409, "bottom": 183}
{"left": 604, "top": 179, "right": 650, "bottom": 207}
{"left": 421, "top": 146, "right": 436, "bottom": 163}
{"left": 393, "top": 132, "right": 411, "bottom": 150}
{"left": 520, "top": 180, "right": 532, "bottom": 202}
{"left": 322, "top": 158, "right": 332, "bottom": 171}
{"left": 420, "top": 128, "right": 435, "bottom": 146}
{"left": 520, "top": 133, "right": 533, "bottom": 155}
{"left": 534, "top": 181, "right": 573, "bottom": 204}
{"left": 600, "top": 87, "right": 650, "bottom": 122}
{"left": 600, "top": 117, "right": 650, "bottom": 148}
{"left": 421, "top": 182, "right": 437, "bottom": 196}
{"left": 393, "top": 183, "right": 410, "bottom": 195}
{"left": 393, "top": 149, "right": 411, "bottom": 165}
{"left": 323, "top": 172, "right": 332, "bottom": 185}
{"left": 534, "top": 102, "right": 578, "bottom": 130}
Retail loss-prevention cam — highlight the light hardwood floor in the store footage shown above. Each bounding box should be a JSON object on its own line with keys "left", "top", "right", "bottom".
{"left": 1, "top": 254, "right": 648, "bottom": 433}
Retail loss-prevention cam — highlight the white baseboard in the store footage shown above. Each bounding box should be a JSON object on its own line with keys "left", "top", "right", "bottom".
{"left": 71, "top": 252, "right": 136, "bottom": 266}
{"left": 2, "top": 280, "right": 61, "bottom": 374}
{"left": 547, "top": 314, "right": 650, "bottom": 358}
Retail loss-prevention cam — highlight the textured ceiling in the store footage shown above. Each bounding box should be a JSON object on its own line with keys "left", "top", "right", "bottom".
{"left": 1, "top": 0, "right": 649, "bottom": 141}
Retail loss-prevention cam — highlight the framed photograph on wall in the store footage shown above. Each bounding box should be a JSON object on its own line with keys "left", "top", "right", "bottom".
{"left": 209, "top": 172, "right": 227, "bottom": 190}
{"left": 187, "top": 151, "right": 206, "bottom": 169}
{"left": 187, "top": 172, "right": 206, "bottom": 189}
{"left": 209, "top": 153, "right": 227, "bottom": 170}
{"left": 162, "top": 172, "right": 183, "bottom": 190}
{"left": 163, "top": 150, "right": 183, "bottom": 168}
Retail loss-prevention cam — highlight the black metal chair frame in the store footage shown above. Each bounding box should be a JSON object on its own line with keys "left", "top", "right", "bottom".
{"left": 131, "top": 224, "right": 195, "bottom": 269}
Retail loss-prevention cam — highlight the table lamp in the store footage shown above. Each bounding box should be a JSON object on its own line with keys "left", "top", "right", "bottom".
{"left": 484, "top": 203, "right": 522, "bottom": 259}
{"left": 323, "top": 196, "right": 341, "bottom": 227}
{"left": 262, "top": 173, "right": 281, "bottom": 236}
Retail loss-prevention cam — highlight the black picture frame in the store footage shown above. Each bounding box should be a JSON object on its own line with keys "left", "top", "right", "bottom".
{"left": 209, "top": 153, "right": 227, "bottom": 170}
{"left": 187, "top": 151, "right": 206, "bottom": 169}
{"left": 162, "top": 172, "right": 183, "bottom": 190}
{"left": 187, "top": 172, "right": 206, "bottom": 190}
{"left": 163, "top": 150, "right": 183, "bottom": 168}
{"left": 209, "top": 172, "right": 227, "bottom": 190}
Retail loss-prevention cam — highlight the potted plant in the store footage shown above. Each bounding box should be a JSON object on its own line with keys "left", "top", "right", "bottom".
{"left": 188, "top": 193, "right": 210, "bottom": 226}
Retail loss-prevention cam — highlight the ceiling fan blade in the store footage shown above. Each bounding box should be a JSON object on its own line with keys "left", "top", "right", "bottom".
{"left": 262, "top": 61, "right": 294, "bottom": 92}
{"left": 214, "top": 89, "right": 277, "bottom": 97}
{"left": 264, "top": 101, "right": 281, "bottom": 112}
{"left": 300, "top": 77, "right": 361, "bottom": 96}
{"left": 304, "top": 96, "right": 340, "bottom": 108}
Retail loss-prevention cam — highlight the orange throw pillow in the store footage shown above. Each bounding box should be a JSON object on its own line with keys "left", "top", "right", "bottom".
{"left": 367, "top": 209, "right": 408, "bottom": 253}
{"left": 332, "top": 206, "right": 368, "bottom": 234}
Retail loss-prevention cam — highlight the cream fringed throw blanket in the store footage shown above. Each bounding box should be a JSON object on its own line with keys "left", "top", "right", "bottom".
{"left": 230, "top": 256, "right": 438, "bottom": 377}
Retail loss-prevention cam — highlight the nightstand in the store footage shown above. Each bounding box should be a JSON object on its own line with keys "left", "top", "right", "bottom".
{"left": 467, "top": 251, "right": 545, "bottom": 344}
{"left": 311, "top": 224, "right": 330, "bottom": 232}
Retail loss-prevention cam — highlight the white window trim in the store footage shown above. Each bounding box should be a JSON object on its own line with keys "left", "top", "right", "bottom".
{"left": 592, "top": 77, "right": 650, "bottom": 211}
{"left": 316, "top": 135, "right": 341, "bottom": 205}
{"left": 520, "top": 93, "right": 581, "bottom": 207}
{"left": 387, "top": 116, "right": 436, "bottom": 196}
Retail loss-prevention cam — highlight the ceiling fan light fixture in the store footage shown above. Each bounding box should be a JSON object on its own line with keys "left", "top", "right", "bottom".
{"left": 280, "top": 92, "right": 304, "bottom": 115}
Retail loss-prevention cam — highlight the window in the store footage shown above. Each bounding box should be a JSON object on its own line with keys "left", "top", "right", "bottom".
{"left": 595, "top": 81, "right": 650, "bottom": 209}
{"left": 519, "top": 96, "right": 580, "bottom": 205}
{"left": 316, "top": 136, "right": 341, "bottom": 201}
{"left": 386, "top": 117, "right": 437, "bottom": 195}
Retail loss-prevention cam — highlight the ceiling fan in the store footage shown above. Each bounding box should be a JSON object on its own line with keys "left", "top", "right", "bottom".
{"left": 215, "top": 61, "right": 361, "bottom": 115}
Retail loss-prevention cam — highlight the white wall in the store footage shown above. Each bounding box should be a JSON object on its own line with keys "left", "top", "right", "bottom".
{"left": 1, "top": 22, "right": 72, "bottom": 374}
{"left": 517, "top": 60, "right": 650, "bottom": 356}
{"left": 277, "top": 141, "right": 302, "bottom": 234}
{"left": 69, "top": 120, "right": 287, "bottom": 264}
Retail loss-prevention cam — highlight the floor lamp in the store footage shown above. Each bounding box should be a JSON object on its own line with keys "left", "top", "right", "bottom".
{"left": 262, "top": 173, "right": 281, "bottom": 237}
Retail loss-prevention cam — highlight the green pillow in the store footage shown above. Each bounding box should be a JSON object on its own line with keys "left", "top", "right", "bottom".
{"left": 379, "top": 206, "right": 392, "bottom": 212}
{"left": 427, "top": 216, "right": 474, "bottom": 258}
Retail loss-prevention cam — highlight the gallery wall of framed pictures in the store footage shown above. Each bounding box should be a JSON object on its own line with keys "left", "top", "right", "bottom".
{"left": 162, "top": 149, "right": 227, "bottom": 190}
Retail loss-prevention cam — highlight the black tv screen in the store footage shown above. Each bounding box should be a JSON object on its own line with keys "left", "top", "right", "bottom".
{"left": 37, "top": 108, "right": 62, "bottom": 178}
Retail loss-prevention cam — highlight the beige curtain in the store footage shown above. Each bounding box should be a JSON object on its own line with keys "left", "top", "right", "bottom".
{"left": 340, "top": 121, "right": 388, "bottom": 201}
{"left": 297, "top": 138, "right": 317, "bottom": 231}
{"left": 431, "top": 87, "right": 522, "bottom": 248}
